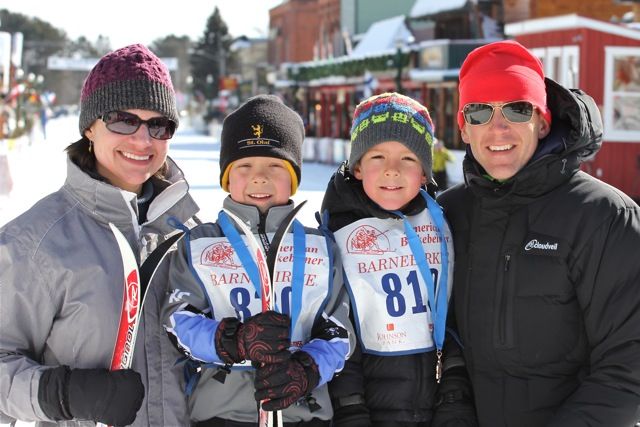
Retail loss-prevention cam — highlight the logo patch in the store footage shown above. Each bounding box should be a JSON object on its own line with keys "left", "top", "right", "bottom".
{"left": 251, "top": 124, "right": 263, "bottom": 138}
{"left": 346, "top": 225, "right": 393, "bottom": 255}
{"left": 201, "top": 242, "right": 240, "bottom": 269}
{"left": 524, "top": 239, "right": 559, "bottom": 252}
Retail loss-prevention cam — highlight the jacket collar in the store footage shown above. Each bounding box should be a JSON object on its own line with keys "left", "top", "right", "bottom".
{"left": 64, "top": 155, "right": 198, "bottom": 232}
{"left": 222, "top": 196, "right": 295, "bottom": 234}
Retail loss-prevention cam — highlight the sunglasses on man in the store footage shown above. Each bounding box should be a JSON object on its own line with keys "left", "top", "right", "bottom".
{"left": 101, "top": 110, "right": 177, "bottom": 140}
{"left": 462, "top": 101, "right": 534, "bottom": 125}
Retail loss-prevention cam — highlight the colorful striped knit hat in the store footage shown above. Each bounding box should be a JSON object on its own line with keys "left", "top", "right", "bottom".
{"left": 78, "top": 43, "right": 179, "bottom": 135}
{"left": 349, "top": 92, "right": 435, "bottom": 178}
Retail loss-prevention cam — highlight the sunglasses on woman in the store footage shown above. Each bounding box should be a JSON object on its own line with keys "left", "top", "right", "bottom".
{"left": 462, "top": 101, "right": 534, "bottom": 125}
{"left": 101, "top": 110, "right": 177, "bottom": 140}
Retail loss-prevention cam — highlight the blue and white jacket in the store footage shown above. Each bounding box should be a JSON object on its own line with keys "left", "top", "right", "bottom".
{"left": 162, "top": 196, "right": 353, "bottom": 424}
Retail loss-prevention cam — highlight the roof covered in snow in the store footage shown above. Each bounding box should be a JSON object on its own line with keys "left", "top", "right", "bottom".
{"left": 409, "top": 0, "right": 469, "bottom": 18}
{"left": 351, "top": 15, "right": 414, "bottom": 58}
{"left": 506, "top": 14, "right": 640, "bottom": 41}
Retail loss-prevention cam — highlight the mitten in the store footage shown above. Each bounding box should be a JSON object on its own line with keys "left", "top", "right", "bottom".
{"left": 331, "top": 394, "right": 371, "bottom": 427}
{"left": 254, "top": 351, "right": 320, "bottom": 411}
{"left": 215, "top": 311, "right": 290, "bottom": 364}
{"left": 38, "top": 366, "right": 144, "bottom": 426}
{"left": 430, "top": 368, "right": 478, "bottom": 427}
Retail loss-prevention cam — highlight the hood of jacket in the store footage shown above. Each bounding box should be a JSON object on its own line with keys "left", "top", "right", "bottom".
{"left": 462, "top": 77, "right": 603, "bottom": 201}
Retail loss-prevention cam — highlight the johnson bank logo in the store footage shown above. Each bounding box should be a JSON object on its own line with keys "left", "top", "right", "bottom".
{"left": 524, "top": 239, "right": 558, "bottom": 251}
{"left": 201, "top": 242, "right": 240, "bottom": 269}
{"left": 346, "top": 225, "right": 393, "bottom": 255}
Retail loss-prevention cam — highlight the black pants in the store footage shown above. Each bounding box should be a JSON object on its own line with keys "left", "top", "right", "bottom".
{"left": 194, "top": 417, "right": 330, "bottom": 427}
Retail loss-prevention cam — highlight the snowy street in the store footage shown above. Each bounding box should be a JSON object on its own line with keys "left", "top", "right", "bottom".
{"left": 0, "top": 115, "right": 341, "bottom": 228}
{"left": 0, "top": 115, "right": 464, "bottom": 228}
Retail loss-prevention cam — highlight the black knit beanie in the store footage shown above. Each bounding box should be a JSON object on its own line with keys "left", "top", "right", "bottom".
{"left": 78, "top": 44, "right": 179, "bottom": 135}
{"left": 349, "top": 92, "right": 435, "bottom": 179}
{"left": 220, "top": 95, "right": 304, "bottom": 195}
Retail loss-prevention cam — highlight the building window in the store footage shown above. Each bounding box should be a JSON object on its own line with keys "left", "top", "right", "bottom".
{"left": 604, "top": 46, "right": 640, "bottom": 142}
{"left": 531, "top": 46, "right": 580, "bottom": 88}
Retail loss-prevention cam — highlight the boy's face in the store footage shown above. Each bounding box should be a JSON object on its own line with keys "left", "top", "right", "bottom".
{"left": 227, "top": 156, "right": 292, "bottom": 213}
{"left": 353, "top": 141, "right": 427, "bottom": 211}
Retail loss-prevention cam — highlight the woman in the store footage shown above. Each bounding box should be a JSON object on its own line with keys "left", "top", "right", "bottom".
{"left": 0, "top": 44, "right": 199, "bottom": 426}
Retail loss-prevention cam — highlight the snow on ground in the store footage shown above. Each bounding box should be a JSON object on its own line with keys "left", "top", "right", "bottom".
{"left": 1, "top": 114, "right": 464, "bottom": 228}
{"left": 0, "top": 115, "right": 340, "bottom": 228}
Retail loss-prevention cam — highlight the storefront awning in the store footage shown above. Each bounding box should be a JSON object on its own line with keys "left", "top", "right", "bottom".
{"left": 408, "top": 68, "right": 460, "bottom": 82}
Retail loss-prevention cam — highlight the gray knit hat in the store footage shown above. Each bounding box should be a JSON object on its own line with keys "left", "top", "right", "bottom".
{"left": 78, "top": 44, "right": 179, "bottom": 135}
{"left": 349, "top": 92, "right": 435, "bottom": 178}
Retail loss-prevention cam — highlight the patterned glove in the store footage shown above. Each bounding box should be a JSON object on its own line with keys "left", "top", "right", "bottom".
{"left": 215, "top": 311, "right": 290, "bottom": 364}
{"left": 254, "top": 351, "right": 320, "bottom": 411}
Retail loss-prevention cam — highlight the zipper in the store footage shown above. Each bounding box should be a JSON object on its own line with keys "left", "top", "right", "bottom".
{"left": 497, "top": 253, "right": 512, "bottom": 346}
{"left": 257, "top": 212, "right": 270, "bottom": 252}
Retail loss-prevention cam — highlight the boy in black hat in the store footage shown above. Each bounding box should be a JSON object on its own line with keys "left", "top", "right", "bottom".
{"left": 162, "top": 95, "right": 353, "bottom": 427}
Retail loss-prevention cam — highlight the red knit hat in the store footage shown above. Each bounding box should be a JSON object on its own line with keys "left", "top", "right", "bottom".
{"left": 457, "top": 40, "right": 551, "bottom": 129}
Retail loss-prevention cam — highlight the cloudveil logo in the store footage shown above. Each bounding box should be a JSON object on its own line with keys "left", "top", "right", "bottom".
{"left": 524, "top": 239, "right": 558, "bottom": 251}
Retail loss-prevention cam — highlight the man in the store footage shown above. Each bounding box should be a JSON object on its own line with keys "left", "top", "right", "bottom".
{"left": 438, "top": 40, "right": 640, "bottom": 426}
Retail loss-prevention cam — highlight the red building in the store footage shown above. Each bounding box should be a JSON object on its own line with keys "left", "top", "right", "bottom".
{"left": 507, "top": 14, "right": 640, "bottom": 201}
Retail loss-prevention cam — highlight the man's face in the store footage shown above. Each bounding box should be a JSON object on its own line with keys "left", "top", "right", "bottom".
{"left": 461, "top": 102, "right": 550, "bottom": 181}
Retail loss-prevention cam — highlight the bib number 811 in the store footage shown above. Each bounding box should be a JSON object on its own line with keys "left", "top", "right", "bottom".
{"left": 382, "top": 269, "right": 438, "bottom": 317}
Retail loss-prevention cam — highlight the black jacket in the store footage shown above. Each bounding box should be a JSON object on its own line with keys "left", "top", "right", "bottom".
{"left": 437, "top": 78, "right": 640, "bottom": 427}
{"left": 321, "top": 167, "right": 472, "bottom": 426}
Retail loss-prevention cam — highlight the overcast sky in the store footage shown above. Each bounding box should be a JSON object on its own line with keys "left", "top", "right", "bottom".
{"left": 2, "top": 0, "right": 283, "bottom": 49}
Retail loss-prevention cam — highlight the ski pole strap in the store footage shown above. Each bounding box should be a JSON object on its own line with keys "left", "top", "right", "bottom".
{"left": 217, "top": 211, "right": 262, "bottom": 299}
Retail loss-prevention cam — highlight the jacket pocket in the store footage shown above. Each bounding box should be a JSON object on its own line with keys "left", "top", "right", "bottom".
{"left": 493, "top": 251, "right": 516, "bottom": 349}
{"left": 513, "top": 248, "right": 585, "bottom": 366}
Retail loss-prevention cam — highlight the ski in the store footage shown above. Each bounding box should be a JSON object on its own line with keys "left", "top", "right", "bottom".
{"left": 100, "top": 224, "right": 183, "bottom": 427}
{"left": 96, "top": 223, "right": 142, "bottom": 427}
{"left": 221, "top": 201, "right": 306, "bottom": 427}
{"left": 108, "top": 223, "right": 141, "bottom": 372}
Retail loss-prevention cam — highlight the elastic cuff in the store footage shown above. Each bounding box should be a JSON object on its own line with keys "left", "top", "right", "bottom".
{"left": 332, "top": 393, "right": 366, "bottom": 410}
{"left": 215, "top": 318, "right": 243, "bottom": 364}
{"left": 38, "top": 366, "right": 73, "bottom": 421}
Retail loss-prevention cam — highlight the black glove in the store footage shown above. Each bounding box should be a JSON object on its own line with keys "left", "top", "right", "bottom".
{"left": 430, "top": 368, "right": 478, "bottom": 427}
{"left": 254, "top": 350, "right": 320, "bottom": 411}
{"left": 215, "top": 311, "right": 290, "bottom": 364}
{"left": 331, "top": 394, "right": 371, "bottom": 427}
{"left": 38, "top": 366, "right": 144, "bottom": 426}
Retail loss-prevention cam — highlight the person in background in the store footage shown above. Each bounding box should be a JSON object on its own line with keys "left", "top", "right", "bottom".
{"left": 162, "top": 94, "right": 353, "bottom": 427}
{"left": 438, "top": 40, "right": 640, "bottom": 426}
{"left": 0, "top": 44, "right": 199, "bottom": 426}
{"left": 321, "top": 92, "right": 476, "bottom": 427}
{"left": 432, "top": 138, "right": 455, "bottom": 191}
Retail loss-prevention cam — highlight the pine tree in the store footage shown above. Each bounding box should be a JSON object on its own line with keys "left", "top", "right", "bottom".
{"left": 190, "top": 7, "right": 232, "bottom": 102}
